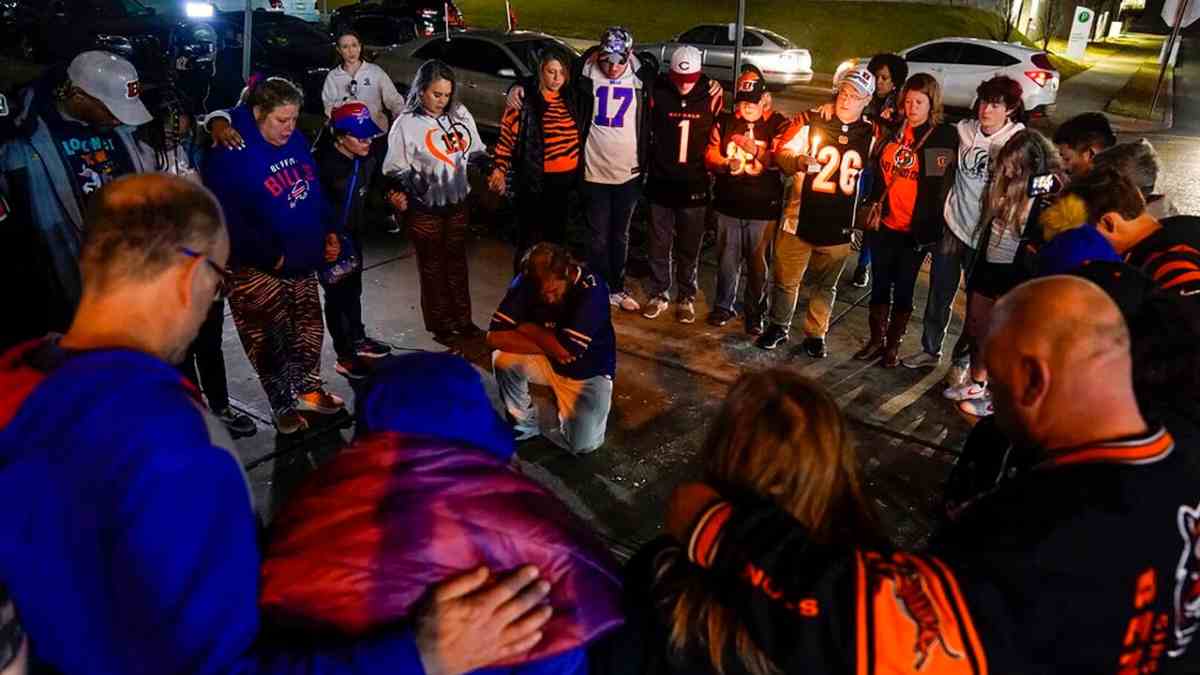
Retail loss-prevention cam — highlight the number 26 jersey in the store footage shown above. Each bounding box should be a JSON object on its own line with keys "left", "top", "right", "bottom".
{"left": 783, "top": 115, "right": 876, "bottom": 245}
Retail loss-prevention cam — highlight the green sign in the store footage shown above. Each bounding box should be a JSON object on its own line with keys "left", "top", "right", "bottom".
{"left": 1079, "top": 9, "right": 1091, "bottom": 20}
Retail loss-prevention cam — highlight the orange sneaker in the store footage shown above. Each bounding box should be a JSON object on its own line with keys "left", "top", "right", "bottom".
{"left": 295, "top": 389, "right": 345, "bottom": 415}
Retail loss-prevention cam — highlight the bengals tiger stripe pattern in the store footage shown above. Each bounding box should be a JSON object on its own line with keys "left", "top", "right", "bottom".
{"left": 226, "top": 269, "right": 325, "bottom": 415}
{"left": 493, "top": 91, "right": 580, "bottom": 175}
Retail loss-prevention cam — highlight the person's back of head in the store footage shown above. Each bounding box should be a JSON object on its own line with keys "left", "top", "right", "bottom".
{"left": 984, "top": 276, "right": 1145, "bottom": 451}
{"left": 985, "top": 128, "right": 1061, "bottom": 230}
{"left": 1059, "top": 166, "right": 1152, "bottom": 254}
{"left": 69, "top": 174, "right": 227, "bottom": 364}
{"left": 1091, "top": 138, "right": 1161, "bottom": 199}
{"left": 653, "top": 369, "right": 881, "bottom": 675}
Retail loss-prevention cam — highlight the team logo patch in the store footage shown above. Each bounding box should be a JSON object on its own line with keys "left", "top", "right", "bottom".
{"left": 126, "top": 79, "right": 142, "bottom": 99}
{"left": 894, "top": 146, "right": 917, "bottom": 171}
{"left": 1171, "top": 502, "right": 1200, "bottom": 656}
{"left": 838, "top": 135, "right": 849, "bottom": 144}
{"left": 288, "top": 178, "right": 310, "bottom": 208}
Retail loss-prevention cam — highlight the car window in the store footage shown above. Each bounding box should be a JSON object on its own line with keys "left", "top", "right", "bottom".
{"left": 506, "top": 38, "right": 579, "bottom": 76}
{"left": 423, "top": 38, "right": 515, "bottom": 77}
{"left": 957, "top": 44, "right": 1020, "bottom": 66}
{"left": 757, "top": 28, "right": 796, "bottom": 49}
{"left": 678, "top": 26, "right": 716, "bottom": 45}
{"left": 256, "top": 19, "right": 332, "bottom": 50}
{"left": 714, "top": 28, "right": 764, "bottom": 47}
{"left": 905, "top": 42, "right": 963, "bottom": 64}
{"left": 353, "top": 15, "right": 415, "bottom": 46}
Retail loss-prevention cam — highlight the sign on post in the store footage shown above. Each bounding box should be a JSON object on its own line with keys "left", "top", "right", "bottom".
{"left": 1066, "top": 6, "right": 1096, "bottom": 59}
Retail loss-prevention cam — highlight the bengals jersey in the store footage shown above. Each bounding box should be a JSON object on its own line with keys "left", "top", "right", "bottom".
{"left": 646, "top": 76, "right": 721, "bottom": 208}
{"left": 778, "top": 115, "right": 876, "bottom": 246}
{"left": 707, "top": 110, "right": 790, "bottom": 221}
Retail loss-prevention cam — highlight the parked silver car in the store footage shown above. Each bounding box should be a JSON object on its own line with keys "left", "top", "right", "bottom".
{"left": 375, "top": 29, "right": 579, "bottom": 131}
{"left": 636, "top": 24, "right": 813, "bottom": 90}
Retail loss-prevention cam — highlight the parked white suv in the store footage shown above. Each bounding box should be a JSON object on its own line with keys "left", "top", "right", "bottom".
{"left": 836, "top": 38, "right": 1059, "bottom": 117}
{"left": 210, "top": 0, "right": 320, "bottom": 22}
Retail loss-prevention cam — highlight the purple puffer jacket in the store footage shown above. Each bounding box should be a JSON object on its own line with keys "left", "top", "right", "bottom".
{"left": 260, "top": 354, "right": 624, "bottom": 668}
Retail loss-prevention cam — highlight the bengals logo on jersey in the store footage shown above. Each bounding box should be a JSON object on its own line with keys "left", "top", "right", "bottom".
{"left": 894, "top": 146, "right": 917, "bottom": 171}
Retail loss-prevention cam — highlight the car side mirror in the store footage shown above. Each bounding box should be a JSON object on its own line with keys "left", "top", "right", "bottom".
{"left": 497, "top": 67, "right": 517, "bottom": 78}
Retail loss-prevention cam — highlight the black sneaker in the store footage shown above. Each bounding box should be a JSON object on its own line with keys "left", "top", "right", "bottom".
{"left": 355, "top": 338, "right": 392, "bottom": 359}
{"left": 851, "top": 265, "right": 870, "bottom": 288}
{"left": 335, "top": 357, "right": 371, "bottom": 380}
{"left": 706, "top": 307, "right": 736, "bottom": 327}
{"left": 802, "top": 336, "right": 828, "bottom": 358}
{"left": 755, "top": 324, "right": 789, "bottom": 350}
{"left": 214, "top": 407, "right": 257, "bottom": 438}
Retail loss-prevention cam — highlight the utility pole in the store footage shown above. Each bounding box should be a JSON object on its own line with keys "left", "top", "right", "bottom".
{"left": 731, "top": 0, "right": 746, "bottom": 88}
{"left": 1151, "top": 0, "right": 1191, "bottom": 114}
{"left": 242, "top": 0, "right": 253, "bottom": 82}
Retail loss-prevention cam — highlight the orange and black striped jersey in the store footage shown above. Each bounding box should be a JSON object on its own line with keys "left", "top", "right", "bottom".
{"left": 1124, "top": 215, "right": 1200, "bottom": 304}
{"left": 493, "top": 90, "right": 580, "bottom": 176}
{"left": 674, "top": 424, "right": 1200, "bottom": 674}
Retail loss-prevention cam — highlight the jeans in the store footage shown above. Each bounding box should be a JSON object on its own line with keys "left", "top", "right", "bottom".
{"left": 321, "top": 267, "right": 366, "bottom": 360}
{"left": 492, "top": 351, "right": 613, "bottom": 454}
{"left": 582, "top": 179, "right": 642, "bottom": 292}
{"left": 646, "top": 203, "right": 707, "bottom": 300}
{"left": 868, "top": 227, "right": 926, "bottom": 313}
{"left": 768, "top": 234, "right": 851, "bottom": 338}
{"left": 180, "top": 299, "right": 230, "bottom": 411}
{"left": 408, "top": 203, "right": 472, "bottom": 334}
{"left": 921, "top": 227, "right": 977, "bottom": 357}
{"left": 855, "top": 245, "right": 872, "bottom": 271}
{"left": 227, "top": 269, "right": 325, "bottom": 416}
{"left": 714, "top": 214, "right": 774, "bottom": 322}
{"left": 514, "top": 171, "right": 575, "bottom": 273}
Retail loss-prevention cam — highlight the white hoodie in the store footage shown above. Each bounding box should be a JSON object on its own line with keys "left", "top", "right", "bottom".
{"left": 383, "top": 104, "right": 483, "bottom": 208}
{"left": 943, "top": 118, "right": 1024, "bottom": 248}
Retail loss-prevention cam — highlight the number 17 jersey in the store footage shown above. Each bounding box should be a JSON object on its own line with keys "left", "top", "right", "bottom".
{"left": 787, "top": 116, "right": 876, "bottom": 246}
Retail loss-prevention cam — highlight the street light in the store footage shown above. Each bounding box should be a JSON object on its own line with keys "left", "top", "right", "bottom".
{"left": 185, "top": 1, "right": 215, "bottom": 17}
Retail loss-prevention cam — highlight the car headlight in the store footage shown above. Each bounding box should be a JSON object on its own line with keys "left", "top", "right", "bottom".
{"left": 185, "top": 2, "right": 214, "bottom": 18}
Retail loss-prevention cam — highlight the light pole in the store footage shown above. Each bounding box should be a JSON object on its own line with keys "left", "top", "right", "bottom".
{"left": 242, "top": 0, "right": 253, "bottom": 82}
{"left": 731, "top": 0, "right": 746, "bottom": 88}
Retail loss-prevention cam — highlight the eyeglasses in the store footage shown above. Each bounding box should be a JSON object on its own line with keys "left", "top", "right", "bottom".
{"left": 179, "top": 246, "right": 230, "bottom": 301}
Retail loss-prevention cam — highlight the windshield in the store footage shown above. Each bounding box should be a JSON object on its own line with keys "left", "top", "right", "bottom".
{"left": 505, "top": 38, "right": 579, "bottom": 75}
{"left": 757, "top": 28, "right": 796, "bottom": 49}
{"left": 255, "top": 19, "right": 332, "bottom": 49}
{"left": 88, "top": 0, "right": 154, "bottom": 17}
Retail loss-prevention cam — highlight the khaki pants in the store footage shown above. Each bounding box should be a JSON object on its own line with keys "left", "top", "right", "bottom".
{"left": 768, "top": 233, "right": 851, "bottom": 338}
{"left": 492, "top": 351, "right": 613, "bottom": 455}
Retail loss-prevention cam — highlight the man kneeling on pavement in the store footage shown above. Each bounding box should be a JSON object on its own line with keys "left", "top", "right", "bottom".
{"left": 489, "top": 243, "right": 616, "bottom": 455}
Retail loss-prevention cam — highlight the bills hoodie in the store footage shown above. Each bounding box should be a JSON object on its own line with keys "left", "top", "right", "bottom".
{"left": 203, "top": 106, "right": 336, "bottom": 277}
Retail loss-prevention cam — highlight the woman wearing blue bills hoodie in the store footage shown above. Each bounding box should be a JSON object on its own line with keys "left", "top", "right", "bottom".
{"left": 202, "top": 77, "right": 345, "bottom": 434}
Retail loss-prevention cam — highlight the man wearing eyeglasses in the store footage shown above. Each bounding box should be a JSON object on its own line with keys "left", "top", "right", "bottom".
{"left": 0, "top": 51, "right": 155, "bottom": 349}
{"left": 0, "top": 173, "right": 556, "bottom": 675}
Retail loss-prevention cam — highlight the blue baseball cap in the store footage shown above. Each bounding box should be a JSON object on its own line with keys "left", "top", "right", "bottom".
{"left": 1036, "top": 225, "right": 1121, "bottom": 277}
{"left": 330, "top": 101, "right": 383, "bottom": 140}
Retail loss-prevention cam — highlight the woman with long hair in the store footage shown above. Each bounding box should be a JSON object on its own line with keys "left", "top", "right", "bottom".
{"left": 619, "top": 369, "right": 883, "bottom": 675}
{"left": 853, "top": 74, "right": 958, "bottom": 368}
{"left": 382, "top": 60, "right": 487, "bottom": 345}
{"left": 321, "top": 29, "right": 405, "bottom": 139}
{"left": 946, "top": 129, "right": 1064, "bottom": 416}
{"left": 202, "top": 77, "right": 346, "bottom": 434}
{"left": 488, "top": 47, "right": 581, "bottom": 270}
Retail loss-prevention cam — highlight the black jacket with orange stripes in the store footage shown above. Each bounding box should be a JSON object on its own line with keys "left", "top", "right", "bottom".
{"left": 1124, "top": 215, "right": 1200, "bottom": 305}
{"left": 673, "top": 424, "right": 1200, "bottom": 675}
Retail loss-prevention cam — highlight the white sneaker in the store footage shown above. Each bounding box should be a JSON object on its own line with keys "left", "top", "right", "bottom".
{"left": 959, "top": 394, "right": 995, "bottom": 417}
{"left": 943, "top": 380, "right": 988, "bottom": 402}
{"left": 676, "top": 298, "right": 696, "bottom": 324}
{"left": 901, "top": 351, "right": 941, "bottom": 369}
{"left": 642, "top": 296, "right": 669, "bottom": 319}
{"left": 613, "top": 291, "right": 641, "bottom": 312}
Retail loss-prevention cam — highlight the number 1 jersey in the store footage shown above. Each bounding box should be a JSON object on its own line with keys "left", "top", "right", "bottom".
{"left": 782, "top": 116, "right": 876, "bottom": 246}
{"left": 646, "top": 78, "right": 719, "bottom": 208}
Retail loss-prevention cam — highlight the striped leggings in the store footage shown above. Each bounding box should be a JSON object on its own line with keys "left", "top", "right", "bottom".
{"left": 227, "top": 268, "right": 324, "bottom": 415}
{"left": 408, "top": 203, "right": 472, "bottom": 333}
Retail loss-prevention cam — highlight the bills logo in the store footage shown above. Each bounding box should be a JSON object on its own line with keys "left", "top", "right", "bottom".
{"left": 126, "top": 80, "right": 142, "bottom": 99}
{"left": 288, "top": 178, "right": 310, "bottom": 208}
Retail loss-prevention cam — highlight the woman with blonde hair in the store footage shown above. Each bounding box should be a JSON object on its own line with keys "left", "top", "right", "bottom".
{"left": 615, "top": 369, "right": 883, "bottom": 675}
{"left": 946, "top": 128, "right": 1064, "bottom": 417}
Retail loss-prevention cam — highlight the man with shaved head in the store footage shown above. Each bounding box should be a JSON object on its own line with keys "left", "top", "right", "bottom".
{"left": 661, "top": 275, "right": 1200, "bottom": 673}
{"left": 0, "top": 174, "right": 553, "bottom": 675}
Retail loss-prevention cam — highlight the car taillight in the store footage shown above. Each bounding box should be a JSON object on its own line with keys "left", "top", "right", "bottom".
{"left": 1025, "top": 70, "right": 1051, "bottom": 87}
{"left": 269, "top": 0, "right": 282, "bottom": 7}
{"left": 1030, "top": 53, "right": 1055, "bottom": 70}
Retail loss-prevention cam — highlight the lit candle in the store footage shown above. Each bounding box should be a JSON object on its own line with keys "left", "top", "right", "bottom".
{"left": 808, "top": 132, "right": 822, "bottom": 173}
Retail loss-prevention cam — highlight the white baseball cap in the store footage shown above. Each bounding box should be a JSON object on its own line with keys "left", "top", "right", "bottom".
{"left": 838, "top": 66, "right": 876, "bottom": 98}
{"left": 670, "top": 46, "right": 703, "bottom": 82}
{"left": 67, "top": 51, "right": 153, "bottom": 126}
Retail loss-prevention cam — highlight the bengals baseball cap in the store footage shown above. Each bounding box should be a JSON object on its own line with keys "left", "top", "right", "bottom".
{"left": 67, "top": 51, "right": 152, "bottom": 126}
{"left": 837, "top": 66, "right": 876, "bottom": 98}
{"left": 331, "top": 101, "right": 383, "bottom": 140}
{"left": 734, "top": 71, "right": 766, "bottom": 103}
{"left": 670, "top": 46, "right": 703, "bottom": 86}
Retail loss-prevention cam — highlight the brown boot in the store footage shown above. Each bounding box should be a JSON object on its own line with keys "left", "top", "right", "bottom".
{"left": 882, "top": 308, "right": 913, "bottom": 368}
{"left": 853, "top": 304, "right": 890, "bottom": 360}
